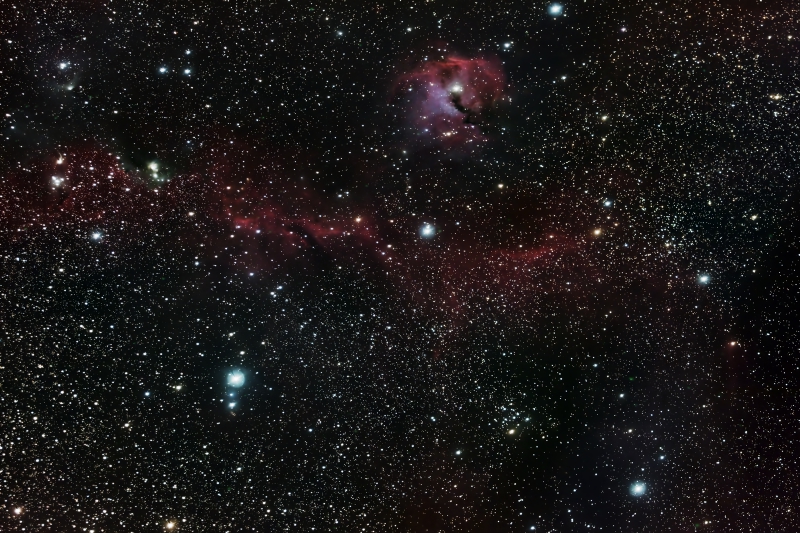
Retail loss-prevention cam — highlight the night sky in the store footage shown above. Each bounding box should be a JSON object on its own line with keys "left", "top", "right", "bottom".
{"left": 1, "top": 1, "right": 799, "bottom": 531}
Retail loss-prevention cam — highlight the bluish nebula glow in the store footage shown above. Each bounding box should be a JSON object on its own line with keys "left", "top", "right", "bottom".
{"left": 549, "top": 3, "right": 564, "bottom": 16}
{"left": 630, "top": 482, "right": 646, "bottom": 496}
{"left": 227, "top": 370, "right": 245, "bottom": 388}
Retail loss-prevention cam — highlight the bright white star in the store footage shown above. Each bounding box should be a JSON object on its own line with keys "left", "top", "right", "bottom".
{"left": 227, "top": 370, "right": 245, "bottom": 388}
{"left": 630, "top": 483, "right": 646, "bottom": 496}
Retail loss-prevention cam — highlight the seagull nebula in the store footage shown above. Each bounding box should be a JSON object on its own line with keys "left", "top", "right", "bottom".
{"left": 1, "top": 1, "right": 798, "bottom": 532}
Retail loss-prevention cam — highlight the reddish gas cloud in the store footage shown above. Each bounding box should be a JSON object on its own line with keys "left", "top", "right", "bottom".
{"left": 0, "top": 140, "right": 599, "bottom": 356}
{"left": 191, "top": 137, "right": 384, "bottom": 265}
{"left": 0, "top": 147, "right": 156, "bottom": 241}
{"left": 395, "top": 57, "right": 506, "bottom": 146}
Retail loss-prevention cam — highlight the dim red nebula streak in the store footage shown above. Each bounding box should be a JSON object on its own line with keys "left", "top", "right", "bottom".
{"left": 1, "top": 144, "right": 594, "bottom": 351}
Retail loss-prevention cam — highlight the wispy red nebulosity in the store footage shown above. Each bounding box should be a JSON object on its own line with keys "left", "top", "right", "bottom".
{"left": 0, "top": 147, "right": 155, "bottom": 239}
{"left": 0, "top": 141, "right": 597, "bottom": 357}
{"left": 191, "top": 137, "right": 384, "bottom": 265}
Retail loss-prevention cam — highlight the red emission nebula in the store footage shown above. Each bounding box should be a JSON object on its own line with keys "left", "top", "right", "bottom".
{"left": 0, "top": 134, "right": 615, "bottom": 349}
{"left": 0, "top": 57, "right": 660, "bottom": 353}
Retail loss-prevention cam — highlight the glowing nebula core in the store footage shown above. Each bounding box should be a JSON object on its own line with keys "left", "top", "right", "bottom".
{"left": 396, "top": 57, "right": 506, "bottom": 146}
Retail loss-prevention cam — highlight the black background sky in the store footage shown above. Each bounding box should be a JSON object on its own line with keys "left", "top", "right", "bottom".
{"left": 1, "top": 1, "right": 799, "bottom": 532}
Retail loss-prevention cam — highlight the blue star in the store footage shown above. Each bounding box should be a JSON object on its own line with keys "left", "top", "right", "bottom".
{"left": 227, "top": 370, "right": 245, "bottom": 388}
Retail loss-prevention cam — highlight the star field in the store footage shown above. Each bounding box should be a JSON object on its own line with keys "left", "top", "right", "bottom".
{"left": 1, "top": 1, "right": 799, "bottom": 532}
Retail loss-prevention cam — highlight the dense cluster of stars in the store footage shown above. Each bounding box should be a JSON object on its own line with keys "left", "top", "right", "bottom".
{"left": 1, "top": 1, "right": 798, "bottom": 532}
